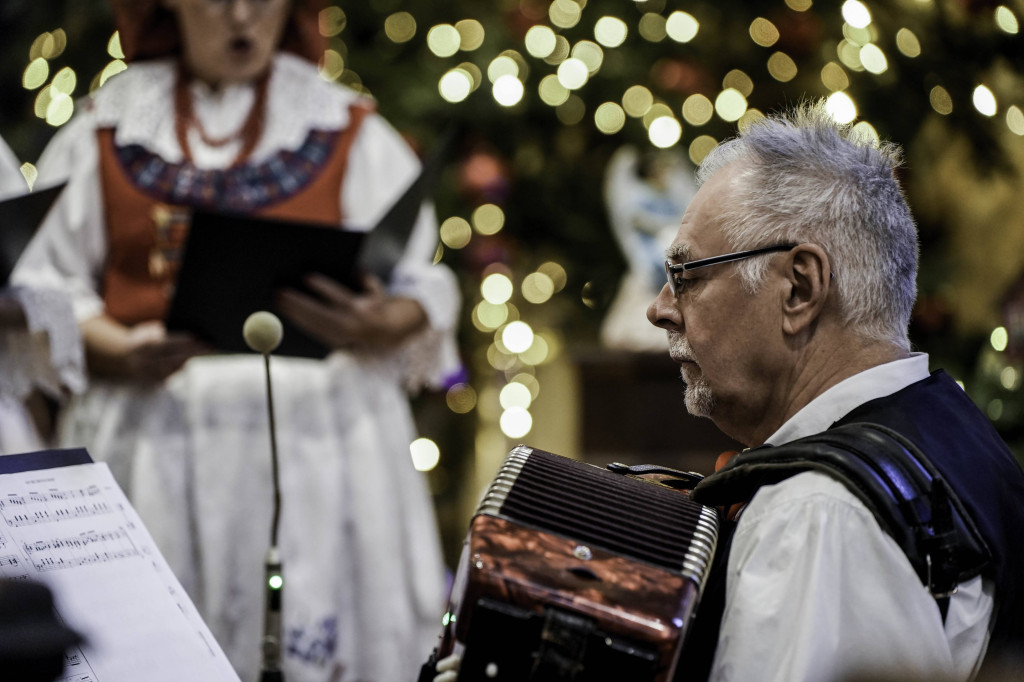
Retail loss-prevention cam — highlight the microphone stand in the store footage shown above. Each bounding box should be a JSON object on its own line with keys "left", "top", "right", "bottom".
{"left": 259, "top": 349, "right": 284, "bottom": 682}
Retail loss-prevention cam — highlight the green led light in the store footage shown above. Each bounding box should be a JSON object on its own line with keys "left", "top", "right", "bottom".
{"left": 268, "top": 574, "right": 284, "bottom": 590}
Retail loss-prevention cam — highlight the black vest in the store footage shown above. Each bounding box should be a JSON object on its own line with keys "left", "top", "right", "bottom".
{"left": 680, "top": 370, "right": 1024, "bottom": 678}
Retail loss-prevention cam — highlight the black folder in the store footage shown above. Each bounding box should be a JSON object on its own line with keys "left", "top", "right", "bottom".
{"left": 165, "top": 127, "right": 454, "bottom": 358}
{"left": 165, "top": 212, "right": 366, "bottom": 358}
{"left": 0, "top": 183, "right": 66, "bottom": 285}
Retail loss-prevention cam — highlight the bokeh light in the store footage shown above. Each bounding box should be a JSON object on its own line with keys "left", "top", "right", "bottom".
{"left": 623, "top": 85, "right": 654, "bottom": 117}
{"left": 455, "top": 19, "right": 485, "bottom": 51}
{"left": 649, "top": 116, "right": 682, "bottom": 148}
{"left": 320, "top": 50, "right": 345, "bottom": 81}
{"left": 689, "top": 135, "right": 718, "bottom": 165}
{"left": 473, "top": 301, "right": 510, "bottom": 331}
{"left": 639, "top": 13, "right": 668, "bottom": 42}
{"left": 714, "top": 88, "right": 748, "bottom": 122}
{"left": 520, "top": 333, "right": 553, "bottom": 365}
{"left": 557, "top": 58, "right": 589, "bottom": 90}
{"left": 767, "top": 52, "right": 798, "bottom": 82}
{"left": 1007, "top": 106, "right": 1024, "bottom": 135}
{"left": 842, "top": 0, "right": 872, "bottom": 28}
{"left": 682, "top": 94, "right": 714, "bottom": 125}
{"left": 665, "top": 11, "right": 699, "bottom": 43}
{"left": 446, "top": 383, "right": 478, "bottom": 414}
{"left": 749, "top": 18, "right": 780, "bottom": 47}
{"left": 556, "top": 95, "right": 586, "bottom": 125}
{"left": 502, "top": 321, "right": 535, "bottom": 353}
{"left": 538, "top": 262, "right": 567, "bottom": 292}
{"left": 320, "top": 7, "right": 347, "bottom": 37}
{"left": 472, "top": 203, "right": 505, "bottom": 235}
{"left": 487, "top": 55, "right": 519, "bottom": 82}
{"left": 493, "top": 75, "right": 525, "bottom": 106}
{"left": 594, "top": 16, "right": 628, "bottom": 47}
{"left": 991, "top": 326, "right": 1009, "bottom": 352}
{"left": 550, "top": 0, "right": 582, "bottom": 29}
{"left": 439, "top": 216, "right": 472, "bottom": 248}
{"left": 439, "top": 68, "right": 474, "bottom": 103}
{"left": 595, "top": 102, "right": 626, "bottom": 134}
{"left": 107, "top": 31, "right": 125, "bottom": 59}
{"left": 525, "top": 25, "right": 557, "bottom": 59}
{"left": 859, "top": 44, "right": 888, "bottom": 74}
{"left": 539, "top": 75, "right": 570, "bottom": 106}
{"left": 820, "top": 62, "right": 850, "bottom": 91}
{"left": 572, "top": 41, "right": 604, "bottom": 74}
{"left": 1000, "top": 366, "right": 1019, "bottom": 391}
{"left": 895, "top": 28, "right": 921, "bottom": 57}
{"left": 825, "top": 91, "right": 857, "bottom": 123}
{"left": 482, "top": 273, "right": 514, "bottom": 304}
{"left": 930, "top": 85, "right": 953, "bottom": 115}
{"left": 500, "top": 407, "right": 533, "bottom": 438}
{"left": 723, "top": 70, "right": 754, "bottom": 97}
{"left": 23, "top": 58, "right": 48, "bottom": 90}
{"left": 427, "top": 24, "right": 460, "bottom": 57}
{"left": 973, "top": 85, "right": 997, "bottom": 117}
{"left": 409, "top": 438, "right": 440, "bottom": 472}
{"left": 522, "top": 272, "right": 556, "bottom": 303}
{"left": 995, "top": 6, "right": 1019, "bottom": 34}
{"left": 499, "top": 382, "right": 533, "bottom": 409}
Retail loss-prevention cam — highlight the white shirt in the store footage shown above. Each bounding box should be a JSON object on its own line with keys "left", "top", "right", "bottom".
{"left": 709, "top": 354, "right": 994, "bottom": 682}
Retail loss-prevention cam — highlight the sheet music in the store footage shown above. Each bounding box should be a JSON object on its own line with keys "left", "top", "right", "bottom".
{"left": 0, "top": 462, "right": 240, "bottom": 682}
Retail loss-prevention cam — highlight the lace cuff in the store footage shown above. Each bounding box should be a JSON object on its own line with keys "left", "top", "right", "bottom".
{"left": 389, "top": 263, "right": 462, "bottom": 393}
{"left": 0, "top": 287, "right": 86, "bottom": 399}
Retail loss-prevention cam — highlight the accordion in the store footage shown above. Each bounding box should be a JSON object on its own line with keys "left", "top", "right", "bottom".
{"left": 423, "top": 445, "right": 719, "bottom": 681}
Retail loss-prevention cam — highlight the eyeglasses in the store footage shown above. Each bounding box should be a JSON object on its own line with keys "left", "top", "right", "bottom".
{"left": 664, "top": 243, "right": 798, "bottom": 296}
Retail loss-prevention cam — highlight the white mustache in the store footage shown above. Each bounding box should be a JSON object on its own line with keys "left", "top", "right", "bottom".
{"left": 667, "top": 334, "right": 696, "bottom": 364}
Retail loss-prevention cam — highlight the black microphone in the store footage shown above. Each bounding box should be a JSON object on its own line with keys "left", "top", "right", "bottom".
{"left": 243, "top": 311, "right": 285, "bottom": 682}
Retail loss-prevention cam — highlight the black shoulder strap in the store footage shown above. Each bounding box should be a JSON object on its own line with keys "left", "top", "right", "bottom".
{"left": 690, "top": 422, "right": 992, "bottom": 606}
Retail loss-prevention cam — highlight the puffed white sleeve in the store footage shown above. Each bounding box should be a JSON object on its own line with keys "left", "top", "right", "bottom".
{"left": 341, "top": 113, "right": 462, "bottom": 391}
{"left": 6, "top": 108, "right": 110, "bottom": 396}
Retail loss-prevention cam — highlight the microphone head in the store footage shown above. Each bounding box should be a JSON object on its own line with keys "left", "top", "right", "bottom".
{"left": 243, "top": 311, "right": 284, "bottom": 354}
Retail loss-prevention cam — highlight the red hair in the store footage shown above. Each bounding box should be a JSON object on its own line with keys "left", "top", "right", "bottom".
{"left": 111, "top": 0, "right": 326, "bottom": 63}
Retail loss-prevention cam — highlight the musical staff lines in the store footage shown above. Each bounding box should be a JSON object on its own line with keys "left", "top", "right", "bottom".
{"left": 24, "top": 527, "right": 140, "bottom": 572}
{"left": 1, "top": 485, "right": 111, "bottom": 527}
{"left": 0, "top": 552, "right": 29, "bottom": 580}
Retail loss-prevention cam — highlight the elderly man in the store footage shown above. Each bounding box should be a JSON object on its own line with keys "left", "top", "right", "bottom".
{"left": 647, "top": 102, "right": 1024, "bottom": 681}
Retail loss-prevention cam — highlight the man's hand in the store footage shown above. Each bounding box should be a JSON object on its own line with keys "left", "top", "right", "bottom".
{"left": 275, "top": 273, "right": 427, "bottom": 353}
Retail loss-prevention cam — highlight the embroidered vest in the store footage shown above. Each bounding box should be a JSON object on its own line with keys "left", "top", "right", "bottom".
{"left": 97, "top": 104, "right": 371, "bottom": 325}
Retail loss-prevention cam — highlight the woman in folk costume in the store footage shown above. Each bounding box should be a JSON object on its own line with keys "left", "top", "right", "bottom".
{"left": 12, "top": 1, "right": 461, "bottom": 679}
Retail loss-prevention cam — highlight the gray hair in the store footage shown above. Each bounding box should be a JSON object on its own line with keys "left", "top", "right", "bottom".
{"left": 696, "top": 101, "right": 918, "bottom": 351}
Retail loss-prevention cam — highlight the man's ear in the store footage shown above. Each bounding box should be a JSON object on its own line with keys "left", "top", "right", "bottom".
{"left": 781, "top": 244, "right": 831, "bottom": 337}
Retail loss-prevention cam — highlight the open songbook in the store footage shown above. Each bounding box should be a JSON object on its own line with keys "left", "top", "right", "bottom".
{"left": 165, "top": 127, "right": 453, "bottom": 358}
{"left": 0, "top": 449, "right": 240, "bottom": 681}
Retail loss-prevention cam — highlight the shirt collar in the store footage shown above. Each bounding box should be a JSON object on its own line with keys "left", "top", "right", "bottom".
{"left": 765, "top": 353, "right": 931, "bottom": 446}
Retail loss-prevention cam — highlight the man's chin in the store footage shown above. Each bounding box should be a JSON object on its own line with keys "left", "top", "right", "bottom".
{"left": 683, "top": 382, "right": 716, "bottom": 419}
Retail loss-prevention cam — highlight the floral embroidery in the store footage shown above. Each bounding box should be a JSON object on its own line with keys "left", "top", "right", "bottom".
{"left": 116, "top": 129, "right": 337, "bottom": 212}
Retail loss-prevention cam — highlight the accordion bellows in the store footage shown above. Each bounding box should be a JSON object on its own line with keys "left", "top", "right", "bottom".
{"left": 440, "top": 445, "right": 720, "bottom": 681}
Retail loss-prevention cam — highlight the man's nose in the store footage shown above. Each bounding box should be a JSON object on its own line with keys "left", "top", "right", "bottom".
{"left": 647, "top": 284, "right": 681, "bottom": 330}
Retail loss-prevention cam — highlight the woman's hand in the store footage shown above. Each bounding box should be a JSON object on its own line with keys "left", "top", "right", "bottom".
{"left": 275, "top": 273, "right": 428, "bottom": 353}
{"left": 81, "top": 316, "right": 211, "bottom": 382}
